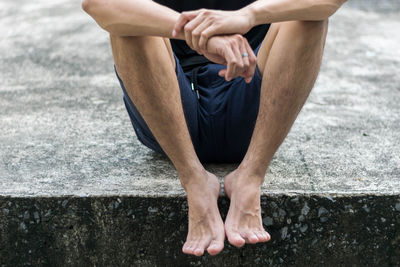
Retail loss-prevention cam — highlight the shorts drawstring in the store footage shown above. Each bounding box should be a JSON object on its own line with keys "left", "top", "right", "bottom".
{"left": 190, "top": 66, "right": 201, "bottom": 100}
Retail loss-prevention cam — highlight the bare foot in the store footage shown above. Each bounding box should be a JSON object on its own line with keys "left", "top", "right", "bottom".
{"left": 181, "top": 170, "right": 225, "bottom": 256}
{"left": 223, "top": 169, "right": 271, "bottom": 247}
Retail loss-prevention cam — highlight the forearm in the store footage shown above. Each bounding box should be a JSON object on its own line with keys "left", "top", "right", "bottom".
{"left": 82, "top": 0, "right": 185, "bottom": 39}
{"left": 243, "top": 0, "right": 346, "bottom": 26}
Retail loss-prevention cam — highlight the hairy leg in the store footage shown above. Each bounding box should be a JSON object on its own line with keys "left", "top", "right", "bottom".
{"left": 110, "top": 35, "right": 224, "bottom": 255}
{"left": 224, "top": 20, "right": 329, "bottom": 247}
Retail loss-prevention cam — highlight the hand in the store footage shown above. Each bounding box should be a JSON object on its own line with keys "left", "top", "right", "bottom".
{"left": 201, "top": 34, "right": 256, "bottom": 83}
{"left": 172, "top": 8, "right": 253, "bottom": 51}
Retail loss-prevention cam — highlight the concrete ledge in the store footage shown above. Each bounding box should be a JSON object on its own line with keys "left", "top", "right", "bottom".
{"left": 1, "top": 195, "right": 399, "bottom": 266}
{"left": 1, "top": 2, "right": 399, "bottom": 198}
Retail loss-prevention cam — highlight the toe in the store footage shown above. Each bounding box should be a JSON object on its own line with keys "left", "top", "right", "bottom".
{"left": 255, "top": 230, "right": 269, "bottom": 242}
{"left": 190, "top": 240, "right": 200, "bottom": 255}
{"left": 187, "top": 241, "right": 197, "bottom": 255}
{"left": 182, "top": 241, "right": 193, "bottom": 254}
{"left": 207, "top": 239, "right": 224, "bottom": 256}
{"left": 193, "top": 240, "right": 207, "bottom": 257}
{"left": 244, "top": 231, "right": 259, "bottom": 244}
{"left": 194, "top": 248, "right": 204, "bottom": 257}
{"left": 182, "top": 244, "right": 188, "bottom": 254}
{"left": 263, "top": 230, "right": 271, "bottom": 242}
{"left": 226, "top": 229, "right": 246, "bottom": 248}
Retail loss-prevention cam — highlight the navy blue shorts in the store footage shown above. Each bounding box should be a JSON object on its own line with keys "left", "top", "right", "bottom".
{"left": 116, "top": 44, "right": 263, "bottom": 163}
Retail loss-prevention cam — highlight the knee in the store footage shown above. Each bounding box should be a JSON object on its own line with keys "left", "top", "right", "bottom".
{"left": 299, "top": 19, "right": 329, "bottom": 32}
{"left": 288, "top": 19, "right": 328, "bottom": 44}
{"left": 112, "top": 35, "right": 153, "bottom": 50}
{"left": 296, "top": 19, "right": 329, "bottom": 36}
{"left": 111, "top": 35, "right": 165, "bottom": 59}
{"left": 110, "top": 35, "right": 175, "bottom": 76}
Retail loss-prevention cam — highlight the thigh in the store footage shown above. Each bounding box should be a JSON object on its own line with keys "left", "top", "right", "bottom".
{"left": 116, "top": 56, "right": 201, "bottom": 158}
{"left": 256, "top": 20, "right": 328, "bottom": 76}
{"left": 110, "top": 35, "right": 176, "bottom": 74}
{"left": 256, "top": 23, "right": 281, "bottom": 77}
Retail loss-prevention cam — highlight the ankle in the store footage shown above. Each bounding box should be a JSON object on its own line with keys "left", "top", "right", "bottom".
{"left": 178, "top": 166, "right": 208, "bottom": 189}
{"left": 176, "top": 158, "right": 204, "bottom": 176}
{"left": 229, "top": 175, "right": 262, "bottom": 202}
{"left": 236, "top": 177, "right": 264, "bottom": 190}
{"left": 237, "top": 166, "right": 266, "bottom": 185}
{"left": 237, "top": 160, "right": 268, "bottom": 180}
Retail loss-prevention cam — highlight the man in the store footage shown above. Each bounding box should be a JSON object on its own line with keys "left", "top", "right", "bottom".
{"left": 82, "top": 0, "right": 346, "bottom": 257}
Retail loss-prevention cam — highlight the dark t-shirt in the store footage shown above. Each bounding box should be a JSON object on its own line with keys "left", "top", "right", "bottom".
{"left": 154, "top": 0, "right": 270, "bottom": 71}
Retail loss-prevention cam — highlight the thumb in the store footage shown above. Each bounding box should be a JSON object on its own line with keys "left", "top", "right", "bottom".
{"left": 173, "top": 10, "right": 201, "bottom": 37}
{"left": 218, "top": 69, "right": 227, "bottom": 77}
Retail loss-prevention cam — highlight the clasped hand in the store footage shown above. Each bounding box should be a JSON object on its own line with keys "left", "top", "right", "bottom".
{"left": 172, "top": 9, "right": 256, "bottom": 83}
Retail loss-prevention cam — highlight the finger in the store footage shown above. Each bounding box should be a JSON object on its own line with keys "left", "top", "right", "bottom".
{"left": 239, "top": 41, "right": 250, "bottom": 82}
{"left": 240, "top": 40, "right": 256, "bottom": 83}
{"left": 184, "top": 28, "right": 193, "bottom": 49}
{"left": 192, "top": 19, "right": 213, "bottom": 51}
{"left": 185, "top": 15, "right": 205, "bottom": 50}
{"left": 199, "top": 25, "right": 223, "bottom": 50}
{"left": 218, "top": 69, "right": 227, "bottom": 77}
{"left": 173, "top": 13, "right": 192, "bottom": 38}
{"left": 198, "top": 23, "right": 216, "bottom": 50}
{"left": 173, "top": 10, "right": 201, "bottom": 37}
{"left": 224, "top": 46, "right": 238, "bottom": 82}
{"left": 227, "top": 41, "right": 244, "bottom": 81}
{"left": 234, "top": 43, "right": 246, "bottom": 79}
{"left": 184, "top": 14, "right": 206, "bottom": 49}
{"left": 243, "top": 40, "right": 257, "bottom": 83}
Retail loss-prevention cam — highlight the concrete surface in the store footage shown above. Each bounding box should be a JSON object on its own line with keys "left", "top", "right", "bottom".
{"left": 0, "top": 0, "right": 399, "bottom": 266}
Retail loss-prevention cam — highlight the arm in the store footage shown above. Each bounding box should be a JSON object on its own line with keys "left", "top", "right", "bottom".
{"left": 246, "top": 0, "right": 347, "bottom": 25}
{"left": 82, "top": 0, "right": 257, "bottom": 82}
{"left": 82, "top": 0, "right": 185, "bottom": 39}
{"left": 173, "top": 0, "right": 347, "bottom": 50}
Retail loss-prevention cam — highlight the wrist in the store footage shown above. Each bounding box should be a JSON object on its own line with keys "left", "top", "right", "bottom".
{"left": 240, "top": 5, "right": 257, "bottom": 28}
